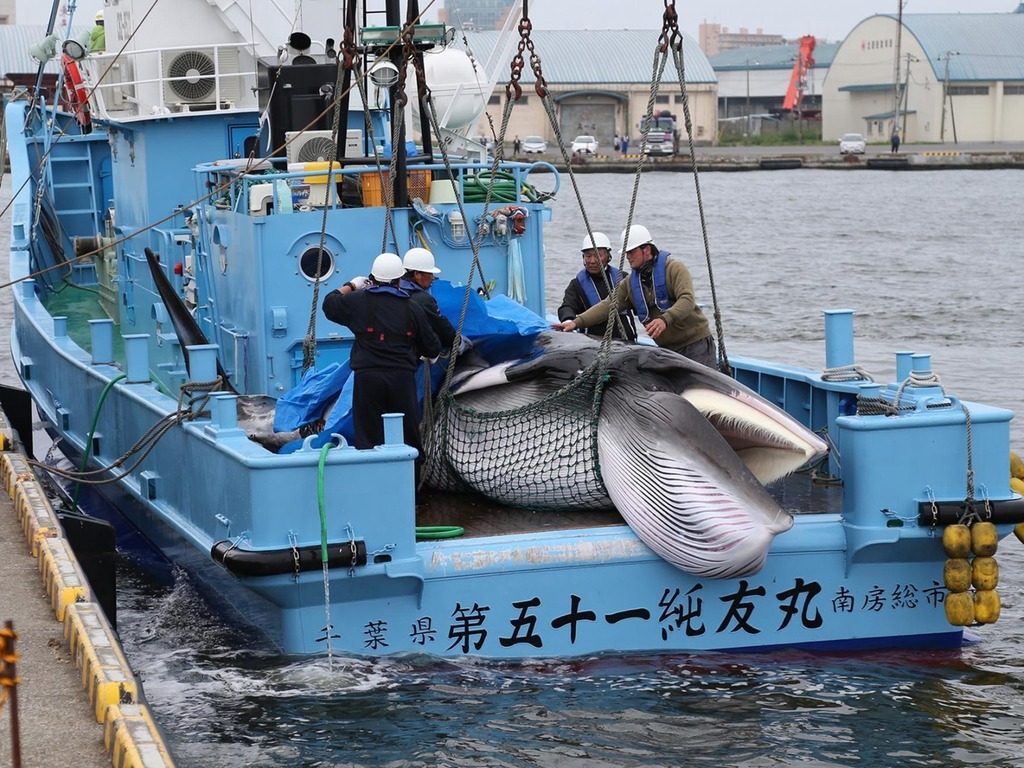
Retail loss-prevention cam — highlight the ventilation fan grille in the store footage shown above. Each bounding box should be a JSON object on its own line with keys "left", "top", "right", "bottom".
{"left": 160, "top": 47, "right": 241, "bottom": 106}
{"left": 285, "top": 131, "right": 339, "bottom": 165}
{"left": 166, "top": 50, "right": 216, "bottom": 101}
{"left": 298, "top": 136, "right": 337, "bottom": 163}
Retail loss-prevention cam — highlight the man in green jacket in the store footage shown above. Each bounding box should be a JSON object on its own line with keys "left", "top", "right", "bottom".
{"left": 90, "top": 10, "right": 105, "bottom": 53}
{"left": 554, "top": 224, "right": 716, "bottom": 367}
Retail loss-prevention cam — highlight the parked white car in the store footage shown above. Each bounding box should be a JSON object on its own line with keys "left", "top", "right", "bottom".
{"left": 571, "top": 135, "right": 598, "bottom": 154}
{"left": 839, "top": 133, "right": 866, "bottom": 155}
{"left": 522, "top": 135, "right": 547, "bottom": 153}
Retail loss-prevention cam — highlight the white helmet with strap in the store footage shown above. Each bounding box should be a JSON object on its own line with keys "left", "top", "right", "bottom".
{"left": 370, "top": 252, "right": 405, "bottom": 282}
{"left": 621, "top": 224, "right": 653, "bottom": 252}
{"left": 403, "top": 247, "right": 441, "bottom": 274}
{"left": 579, "top": 232, "right": 611, "bottom": 252}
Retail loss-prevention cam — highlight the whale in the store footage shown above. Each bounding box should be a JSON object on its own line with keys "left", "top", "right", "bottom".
{"left": 427, "top": 332, "right": 828, "bottom": 579}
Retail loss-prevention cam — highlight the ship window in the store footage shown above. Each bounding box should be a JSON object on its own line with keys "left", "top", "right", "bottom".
{"left": 299, "top": 246, "right": 335, "bottom": 282}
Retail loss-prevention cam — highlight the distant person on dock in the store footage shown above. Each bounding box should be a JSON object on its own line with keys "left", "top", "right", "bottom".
{"left": 513, "top": 135, "right": 521, "bottom": 155}
{"left": 891, "top": 129, "right": 901, "bottom": 153}
{"left": 90, "top": 10, "right": 105, "bottom": 53}
{"left": 620, "top": 135, "right": 629, "bottom": 156}
{"left": 554, "top": 225, "right": 715, "bottom": 368}
{"left": 613, "top": 133, "right": 620, "bottom": 151}
{"left": 558, "top": 232, "right": 636, "bottom": 342}
{"left": 401, "top": 247, "right": 458, "bottom": 352}
{"left": 322, "top": 253, "right": 441, "bottom": 469}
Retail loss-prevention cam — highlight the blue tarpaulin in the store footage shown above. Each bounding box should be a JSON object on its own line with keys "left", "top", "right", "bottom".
{"left": 274, "top": 283, "right": 548, "bottom": 451}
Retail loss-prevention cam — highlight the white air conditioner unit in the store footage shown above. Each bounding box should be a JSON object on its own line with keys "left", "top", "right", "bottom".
{"left": 285, "top": 130, "right": 367, "bottom": 164}
{"left": 161, "top": 47, "right": 241, "bottom": 107}
{"left": 286, "top": 130, "right": 336, "bottom": 164}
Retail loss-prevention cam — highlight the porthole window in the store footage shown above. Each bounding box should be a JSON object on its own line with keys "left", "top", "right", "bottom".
{"left": 299, "top": 246, "right": 335, "bottom": 282}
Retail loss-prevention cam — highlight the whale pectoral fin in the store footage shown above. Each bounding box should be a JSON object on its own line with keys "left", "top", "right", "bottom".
{"left": 597, "top": 387, "right": 793, "bottom": 579}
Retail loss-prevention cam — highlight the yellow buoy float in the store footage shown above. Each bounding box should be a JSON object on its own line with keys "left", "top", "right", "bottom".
{"left": 971, "top": 555, "right": 999, "bottom": 591}
{"left": 942, "top": 524, "right": 972, "bottom": 558}
{"left": 974, "top": 589, "right": 1001, "bottom": 624}
{"left": 945, "top": 591, "right": 976, "bottom": 626}
{"left": 1010, "top": 450, "right": 1024, "bottom": 481}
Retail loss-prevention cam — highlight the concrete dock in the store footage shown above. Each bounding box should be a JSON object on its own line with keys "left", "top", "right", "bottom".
{"left": 0, "top": 408, "right": 175, "bottom": 767}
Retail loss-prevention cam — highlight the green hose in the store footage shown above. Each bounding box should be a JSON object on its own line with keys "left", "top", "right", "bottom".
{"left": 74, "top": 373, "right": 127, "bottom": 507}
{"left": 461, "top": 170, "right": 550, "bottom": 203}
{"left": 415, "top": 525, "right": 465, "bottom": 540}
{"left": 316, "top": 443, "right": 335, "bottom": 563}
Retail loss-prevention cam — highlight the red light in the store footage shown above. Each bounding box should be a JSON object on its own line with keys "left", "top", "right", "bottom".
{"left": 173, "top": 262, "right": 183, "bottom": 275}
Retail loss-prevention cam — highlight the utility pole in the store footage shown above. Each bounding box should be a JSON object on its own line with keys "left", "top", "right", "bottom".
{"left": 901, "top": 53, "right": 917, "bottom": 138}
{"left": 745, "top": 57, "right": 751, "bottom": 135}
{"left": 939, "top": 51, "right": 959, "bottom": 143}
{"left": 891, "top": 0, "right": 905, "bottom": 137}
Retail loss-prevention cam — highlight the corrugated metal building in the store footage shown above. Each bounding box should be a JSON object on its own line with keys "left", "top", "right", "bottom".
{"left": 710, "top": 42, "right": 840, "bottom": 119}
{"left": 823, "top": 11, "right": 1024, "bottom": 142}
{"left": 460, "top": 29, "right": 717, "bottom": 149}
{"left": 0, "top": 24, "right": 90, "bottom": 88}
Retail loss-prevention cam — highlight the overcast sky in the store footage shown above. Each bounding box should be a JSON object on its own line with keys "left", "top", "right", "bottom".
{"left": 16, "top": 0, "right": 1020, "bottom": 43}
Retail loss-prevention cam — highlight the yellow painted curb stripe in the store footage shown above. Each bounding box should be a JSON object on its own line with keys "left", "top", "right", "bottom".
{"left": 104, "top": 703, "right": 178, "bottom": 768}
{"left": 64, "top": 603, "right": 139, "bottom": 723}
{"left": 0, "top": 408, "right": 13, "bottom": 452}
{"left": 1, "top": 413, "right": 177, "bottom": 766}
{"left": 38, "top": 536, "right": 91, "bottom": 621}
{"left": 3, "top": 452, "right": 62, "bottom": 555}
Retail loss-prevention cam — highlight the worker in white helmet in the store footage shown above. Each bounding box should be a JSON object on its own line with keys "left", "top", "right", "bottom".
{"left": 322, "top": 253, "right": 441, "bottom": 471}
{"left": 400, "top": 247, "right": 458, "bottom": 353}
{"left": 90, "top": 9, "right": 105, "bottom": 53}
{"left": 555, "top": 224, "right": 715, "bottom": 368}
{"left": 557, "top": 231, "right": 636, "bottom": 342}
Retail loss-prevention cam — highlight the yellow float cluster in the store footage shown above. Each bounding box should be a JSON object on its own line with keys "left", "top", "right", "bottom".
{"left": 943, "top": 521, "right": 1000, "bottom": 626}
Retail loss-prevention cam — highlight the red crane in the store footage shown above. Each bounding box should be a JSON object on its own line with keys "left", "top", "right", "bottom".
{"left": 782, "top": 35, "right": 816, "bottom": 113}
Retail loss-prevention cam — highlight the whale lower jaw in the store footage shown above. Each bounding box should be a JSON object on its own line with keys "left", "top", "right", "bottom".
{"left": 680, "top": 388, "right": 829, "bottom": 484}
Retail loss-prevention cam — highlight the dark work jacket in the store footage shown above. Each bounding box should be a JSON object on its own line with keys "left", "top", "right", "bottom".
{"left": 322, "top": 288, "right": 441, "bottom": 371}
{"left": 558, "top": 266, "right": 636, "bottom": 341}
{"left": 400, "top": 278, "right": 458, "bottom": 350}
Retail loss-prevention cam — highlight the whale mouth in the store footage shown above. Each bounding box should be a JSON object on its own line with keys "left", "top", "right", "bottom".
{"left": 679, "top": 387, "right": 829, "bottom": 484}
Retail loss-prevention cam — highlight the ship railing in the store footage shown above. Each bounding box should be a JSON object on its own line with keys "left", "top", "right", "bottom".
{"left": 197, "top": 157, "right": 559, "bottom": 218}
{"left": 79, "top": 43, "right": 260, "bottom": 123}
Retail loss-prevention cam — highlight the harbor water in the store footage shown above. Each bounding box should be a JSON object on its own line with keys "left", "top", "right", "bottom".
{"left": 3, "top": 168, "right": 1024, "bottom": 767}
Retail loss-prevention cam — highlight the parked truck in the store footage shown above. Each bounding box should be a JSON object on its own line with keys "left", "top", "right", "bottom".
{"left": 639, "top": 111, "right": 678, "bottom": 156}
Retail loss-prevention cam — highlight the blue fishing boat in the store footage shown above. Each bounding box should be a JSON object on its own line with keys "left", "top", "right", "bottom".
{"left": 5, "top": 0, "right": 1023, "bottom": 658}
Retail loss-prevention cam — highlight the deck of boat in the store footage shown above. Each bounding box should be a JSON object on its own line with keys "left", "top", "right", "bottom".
{"left": 415, "top": 469, "right": 843, "bottom": 539}
{"left": 44, "top": 288, "right": 845, "bottom": 541}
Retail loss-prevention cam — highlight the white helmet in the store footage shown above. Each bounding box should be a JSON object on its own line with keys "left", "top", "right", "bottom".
{"left": 621, "top": 224, "right": 653, "bottom": 252}
{"left": 579, "top": 232, "right": 612, "bottom": 252}
{"left": 95, "top": 9, "right": 104, "bottom": 21}
{"left": 370, "top": 252, "right": 405, "bottom": 282}
{"left": 403, "top": 247, "right": 441, "bottom": 274}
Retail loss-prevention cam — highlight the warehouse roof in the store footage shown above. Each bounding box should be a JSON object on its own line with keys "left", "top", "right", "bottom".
{"left": 460, "top": 29, "right": 716, "bottom": 85}
{"left": 710, "top": 42, "right": 840, "bottom": 72}
{"left": 877, "top": 12, "right": 1024, "bottom": 82}
{"left": 0, "top": 25, "right": 90, "bottom": 82}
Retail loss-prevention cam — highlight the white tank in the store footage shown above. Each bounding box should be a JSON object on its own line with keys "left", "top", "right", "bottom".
{"left": 412, "top": 47, "right": 489, "bottom": 130}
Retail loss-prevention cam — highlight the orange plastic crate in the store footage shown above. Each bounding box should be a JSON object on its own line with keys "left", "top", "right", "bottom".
{"left": 361, "top": 169, "right": 432, "bottom": 206}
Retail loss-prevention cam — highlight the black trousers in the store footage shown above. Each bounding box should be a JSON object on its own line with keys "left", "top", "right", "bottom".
{"left": 352, "top": 368, "right": 423, "bottom": 456}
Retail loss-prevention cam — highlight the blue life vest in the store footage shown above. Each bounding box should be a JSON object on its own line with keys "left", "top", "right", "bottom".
{"left": 575, "top": 266, "right": 623, "bottom": 308}
{"left": 367, "top": 284, "right": 410, "bottom": 299}
{"left": 630, "top": 251, "right": 672, "bottom": 323}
